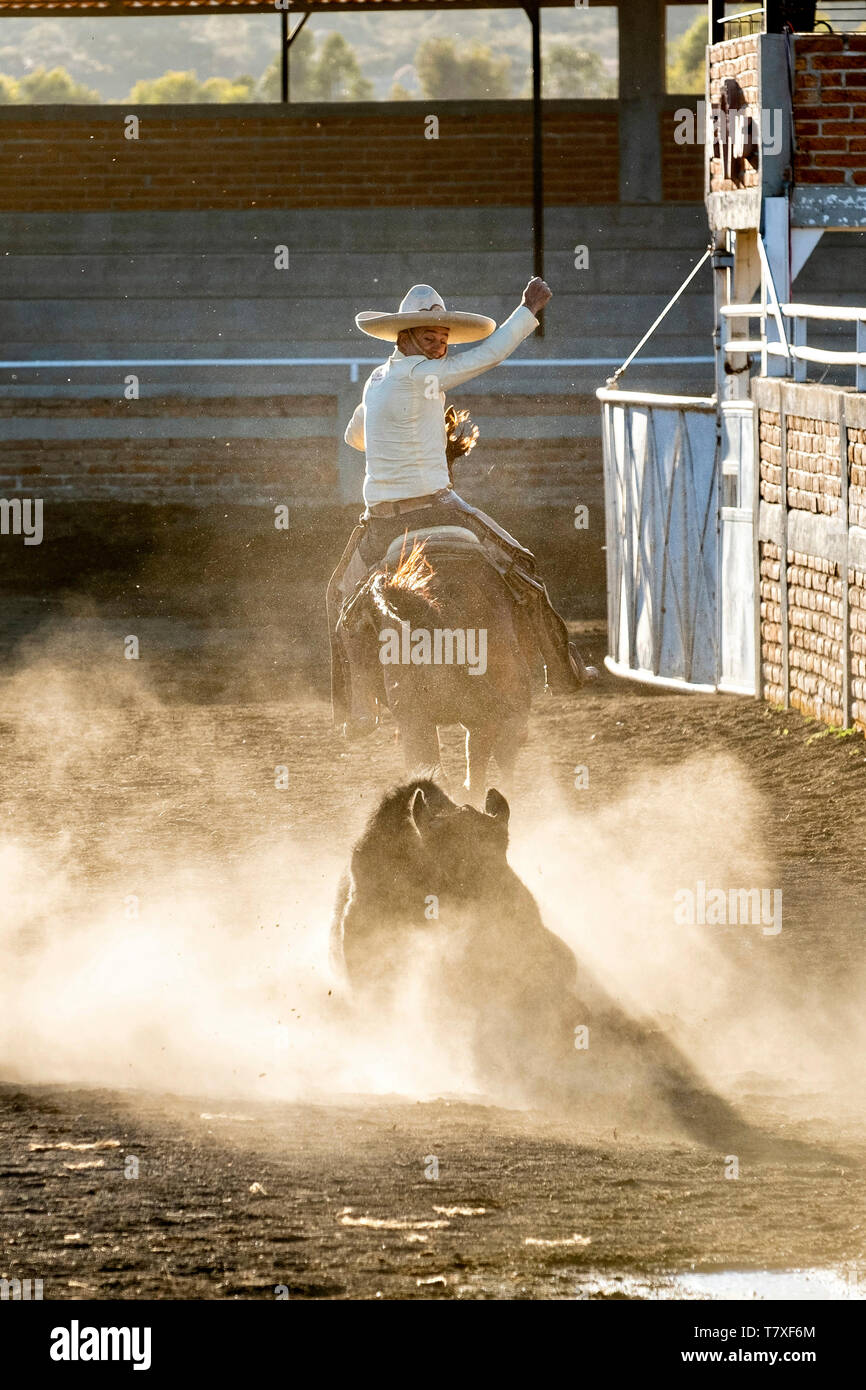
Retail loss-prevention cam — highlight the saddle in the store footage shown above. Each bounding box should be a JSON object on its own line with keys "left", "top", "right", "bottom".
{"left": 382, "top": 524, "right": 488, "bottom": 568}
{"left": 338, "top": 524, "right": 542, "bottom": 634}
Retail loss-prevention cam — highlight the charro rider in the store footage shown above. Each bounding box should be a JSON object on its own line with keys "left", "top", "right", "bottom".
{"left": 328, "top": 276, "right": 595, "bottom": 737}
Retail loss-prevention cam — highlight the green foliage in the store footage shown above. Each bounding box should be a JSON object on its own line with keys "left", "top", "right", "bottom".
{"left": 260, "top": 28, "right": 372, "bottom": 102}
{"left": 415, "top": 37, "right": 512, "bottom": 100}
{"left": 0, "top": 66, "right": 101, "bottom": 104}
{"left": 127, "top": 70, "right": 256, "bottom": 103}
{"left": 542, "top": 42, "right": 615, "bottom": 99}
{"left": 667, "top": 12, "right": 708, "bottom": 95}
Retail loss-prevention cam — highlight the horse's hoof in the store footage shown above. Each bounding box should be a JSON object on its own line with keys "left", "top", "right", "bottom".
{"left": 340, "top": 715, "right": 379, "bottom": 742}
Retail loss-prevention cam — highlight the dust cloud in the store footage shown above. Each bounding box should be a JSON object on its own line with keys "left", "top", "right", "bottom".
{"left": 0, "top": 629, "right": 863, "bottom": 1134}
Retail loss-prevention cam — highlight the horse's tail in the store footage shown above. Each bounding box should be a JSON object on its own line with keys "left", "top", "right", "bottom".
{"left": 369, "top": 539, "right": 441, "bottom": 630}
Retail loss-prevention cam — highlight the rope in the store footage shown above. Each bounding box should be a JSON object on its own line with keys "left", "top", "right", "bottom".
{"left": 605, "top": 245, "right": 714, "bottom": 389}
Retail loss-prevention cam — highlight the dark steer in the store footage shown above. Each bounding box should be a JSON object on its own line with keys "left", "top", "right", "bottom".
{"left": 330, "top": 778, "right": 583, "bottom": 1105}
{"left": 330, "top": 780, "right": 758, "bottom": 1145}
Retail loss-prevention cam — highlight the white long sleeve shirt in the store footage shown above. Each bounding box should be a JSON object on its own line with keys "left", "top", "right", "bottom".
{"left": 344, "top": 304, "right": 539, "bottom": 505}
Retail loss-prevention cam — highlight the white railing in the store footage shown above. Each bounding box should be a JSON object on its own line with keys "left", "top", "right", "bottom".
{"left": 721, "top": 301, "right": 866, "bottom": 389}
{"left": 0, "top": 354, "right": 713, "bottom": 386}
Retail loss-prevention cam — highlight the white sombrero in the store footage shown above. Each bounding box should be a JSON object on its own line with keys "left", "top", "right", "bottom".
{"left": 355, "top": 284, "right": 496, "bottom": 344}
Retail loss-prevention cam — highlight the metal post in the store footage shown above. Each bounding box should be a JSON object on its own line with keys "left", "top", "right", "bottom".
{"left": 708, "top": 0, "right": 726, "bottom": 45}
{"left": 281, "top": 9, "right": 289, "bottom": 104}
{"left": 527, "top": 3, "right": 545, "bottom": 337}
{"left": 793, "top": 315, "right": 807, "bottom": 383}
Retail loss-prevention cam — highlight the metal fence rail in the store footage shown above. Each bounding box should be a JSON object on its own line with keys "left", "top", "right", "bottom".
{"left": 721, "top": 301, "right": 866, "bottom": 389}
{"left": 0, "top": 355, "right": 714, "bottom": 385}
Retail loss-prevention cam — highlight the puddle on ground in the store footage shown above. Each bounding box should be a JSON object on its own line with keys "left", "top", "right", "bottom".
{"left": 574, "top": 1268, "right": 866, "bottom": 1300}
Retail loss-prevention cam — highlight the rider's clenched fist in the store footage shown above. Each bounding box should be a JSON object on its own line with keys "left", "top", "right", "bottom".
{"left": 522, "top": 277, "right": 553, "bottom": 315}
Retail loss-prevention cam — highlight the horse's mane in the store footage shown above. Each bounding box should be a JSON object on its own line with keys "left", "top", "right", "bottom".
{"left": 369, "top": 539, "right": 441, "bottom": 629}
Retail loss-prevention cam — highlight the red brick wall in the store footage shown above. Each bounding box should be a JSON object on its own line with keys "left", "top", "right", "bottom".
{"left": 0, "top": 102, "right": 621, "bottom": 212}
{"left": 794, "top": 34, "right": 866, "bottom": 187}
{"left": 708, "top": 35, "right": 760, "bottom": 193}
{"left": 0, "top": 438, "right": 338, "bottom": 505}
{"left": 660, "top": 106, "right": 705, "bottom": 201}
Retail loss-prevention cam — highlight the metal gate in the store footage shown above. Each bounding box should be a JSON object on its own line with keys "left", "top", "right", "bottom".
{"left": 598, "top": 388, "right": 720, "bottom": 690}
{"left": 718, "top": 399, "right": 757, "bottom": 695}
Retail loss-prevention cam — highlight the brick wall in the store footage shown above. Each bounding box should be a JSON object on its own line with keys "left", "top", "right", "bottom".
{"left": 757, "top": 384, "right": 866, "bottom": 736}
{"left": 0, "top": 391, "right": 601, "bottom": 509}
{"left": 0, "top": 102, "right": 621, "bottom": 212}
{"left": 0, "top": 438, "right": 338, "bottom": 505}
{"left": 759, "top": 408, "right": 842, "bottom": 516}
{"left": 759, "top": 537, "right": 847, "bottom": 727}
{"left": 660, "top": 106, "right": 705, "bottom": 201}
{"left": 794, "top": 34, "right": 866, "bottom": 187}
{"left": 849, "top": 425, "right": 866, "bottom": 526}
{"left": 708, "top": 35, "right": 760, "bottom": 193}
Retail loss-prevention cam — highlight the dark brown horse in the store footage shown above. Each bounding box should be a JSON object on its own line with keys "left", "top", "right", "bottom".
{"left": 343, "top": 536, "right": 533, "bottom": 799}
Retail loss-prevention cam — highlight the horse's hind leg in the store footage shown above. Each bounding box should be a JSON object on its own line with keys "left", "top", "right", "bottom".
{"left": 464, "top": 726, "right": 495, "bottom": 804}
{"left": 491, "top": 718, "right": 527, "bottom": 795}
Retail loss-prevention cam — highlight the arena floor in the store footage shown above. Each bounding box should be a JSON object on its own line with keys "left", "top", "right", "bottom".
{"left": 2, "top": 593, "right": 866, "bottom": 1300}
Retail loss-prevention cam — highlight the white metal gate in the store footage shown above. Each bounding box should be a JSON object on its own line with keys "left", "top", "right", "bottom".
{"left": 718, "top": 399, "right": 757, "bottom": 695}
{"left": 598, "top": 388, "right": 720, "bottom": 691}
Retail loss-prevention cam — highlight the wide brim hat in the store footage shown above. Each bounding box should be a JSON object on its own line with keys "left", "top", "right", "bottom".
{"left": 355, "top": 283, "right": 496, "bottom": 345}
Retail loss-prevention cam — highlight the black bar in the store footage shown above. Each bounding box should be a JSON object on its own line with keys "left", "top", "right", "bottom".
{"left": 281, "top": 8, "right": 289, "bottom": 103}
{"left": 708, "top": 0, "right": 726, "bottom": 45}
{"left": 528, "top": 3, "right": 544, "bottom": 336}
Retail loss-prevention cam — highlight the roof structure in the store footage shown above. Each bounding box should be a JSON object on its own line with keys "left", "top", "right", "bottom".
{"left": 0, "top": 0, "right": 591, "bottom": 12}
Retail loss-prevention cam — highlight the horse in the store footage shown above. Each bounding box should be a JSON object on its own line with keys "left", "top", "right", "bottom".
{"left": 339, "top": 533, "right": 532, "bottom": 799}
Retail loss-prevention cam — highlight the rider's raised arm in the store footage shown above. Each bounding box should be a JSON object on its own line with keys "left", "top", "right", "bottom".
{"left": 344, "top": 401, "right": 366, "bottom": 451}
{"left": 408, "top": 304, "right": 538, "bottom": 391}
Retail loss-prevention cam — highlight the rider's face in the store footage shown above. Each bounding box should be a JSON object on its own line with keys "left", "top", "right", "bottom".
{"left": 413, "top": 326, "right": 450, "bottom": 359}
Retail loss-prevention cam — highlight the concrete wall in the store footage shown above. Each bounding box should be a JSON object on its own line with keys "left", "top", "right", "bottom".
{"left": 0, "top": 202, "right": 718, "bottom": 512}
{"left": 0, "top": 203, "right": 713, "bottom": 385}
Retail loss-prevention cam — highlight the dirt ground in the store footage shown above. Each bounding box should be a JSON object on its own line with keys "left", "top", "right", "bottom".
{"left": 2, "top": 520, "right": 866, "bottom": 1301}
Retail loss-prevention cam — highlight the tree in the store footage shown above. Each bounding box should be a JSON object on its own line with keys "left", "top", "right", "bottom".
{"left": 259, "top": 27, "right": 315, "bottom": 101}
{"left": 259, "top": 28, "right": 372, "bottom": 102}
{"left": 16, "top": 67, "right": 101, "bottom": 104}
{"left": 415, "top": 37, "right": 512, "bottom": 100}
{"left": 0, "top": 74, "right": 19, "bottom": 103}
{"left": 667, "top": 12, "right": 708, "bottom": 94}
{"left": 542, "top": 42, "right": 616, "bottom": 99}
{"left": 310, "top": 33, "right": 373, "bottom": 101}
{"left": 126, "top": 70, "right": 255, "bottom": 103}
